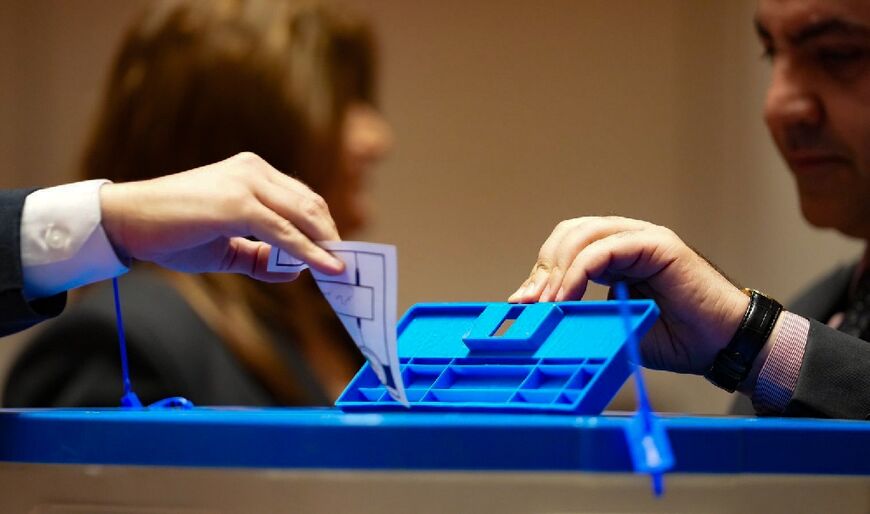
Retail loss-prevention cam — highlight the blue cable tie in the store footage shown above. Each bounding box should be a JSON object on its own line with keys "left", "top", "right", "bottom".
{"left": 112, "top": 277, "right": 193, "bottom": 410}
{"left": 614, "top": 281, "right": 674, "bottom": 497}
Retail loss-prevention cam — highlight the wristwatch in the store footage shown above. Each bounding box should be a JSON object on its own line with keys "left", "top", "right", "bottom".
{"left": 704, "top": 288, "right": 782, "bottom": 393}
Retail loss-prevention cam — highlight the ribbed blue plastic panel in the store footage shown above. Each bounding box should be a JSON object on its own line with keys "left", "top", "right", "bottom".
{"left": 337, "top": 301, "right": 659, "bottom": 414}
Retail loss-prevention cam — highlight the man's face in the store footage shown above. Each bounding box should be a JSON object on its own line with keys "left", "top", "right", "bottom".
{"left": 758, "top": 0, "right": 870, "bottom": 239}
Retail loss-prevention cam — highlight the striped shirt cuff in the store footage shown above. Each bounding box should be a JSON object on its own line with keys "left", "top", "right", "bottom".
{"left": 751, "top": 311, "right": 809, "bottom": 414}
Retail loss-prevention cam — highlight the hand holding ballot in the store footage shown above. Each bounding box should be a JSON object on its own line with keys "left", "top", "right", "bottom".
{"left": 99, "top": 152, "right": 346, "bottom": 282}
{"left": 508, "top": 216, "right": 763, "bottom": 382}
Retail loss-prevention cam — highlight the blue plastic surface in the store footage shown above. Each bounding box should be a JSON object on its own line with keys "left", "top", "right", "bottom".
{"left": 337, "top": 301, "right": 659, "bottom": 414}
{"left": 1, "top": 408, "right": 870, "bottom": 475}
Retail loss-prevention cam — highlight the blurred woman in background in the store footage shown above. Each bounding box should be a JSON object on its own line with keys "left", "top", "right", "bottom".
{"left": 4, "top": 0, "right": 393, "bottom": 407}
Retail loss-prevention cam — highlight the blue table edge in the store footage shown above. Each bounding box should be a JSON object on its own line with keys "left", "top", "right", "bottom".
{"left": 0, "top": 408, "right": 866, "bottom": 475}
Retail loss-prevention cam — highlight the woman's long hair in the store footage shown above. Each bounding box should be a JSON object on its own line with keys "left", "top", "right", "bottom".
{"left": 81, "top": 0, "right": 374, "bottom": 403}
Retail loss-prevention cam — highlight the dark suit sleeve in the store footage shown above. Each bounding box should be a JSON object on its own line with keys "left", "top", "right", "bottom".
{"left": 0, "top": 189, "right": 66, "bottom": 336}
{"left": 784, "top": 319, "right": 870, "bottom": 419}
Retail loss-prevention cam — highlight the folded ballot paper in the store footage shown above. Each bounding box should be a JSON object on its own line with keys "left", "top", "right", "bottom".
{"left": 267, "top": 242, "right": 408, "bottom": 406}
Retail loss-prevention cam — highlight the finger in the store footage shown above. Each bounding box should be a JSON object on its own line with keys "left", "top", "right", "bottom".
{"left": 259, "top": 164, "right": 338, "bottom": 225}
{"left": 509, "top": 262, "right": 554, "bottom": 303}
{"left": 514, "top": 216, "right": 648, "bottom": 303}
{"left": 509, "top": 274, "right": 537, "bottom": 303}
{"left": 508, "top": 278, "right": 531, "bottom": 302}
{"left": 249, "top": 240, "right": 303, "bottom": 282}
{"left": 508, "top": 274, "right": 531, "bottom": 302}
{"left": 260, "top": 160, "right": 319, "bottom": 196}
{"left": 246, "top": 202, "right": 344, "bottom": 274}
{"left": 220, "top": 238, "right": 301, "bottom": 282}
{"left": 540, "top": 217, "right": 650, "bottom": 302}
{"left": 253, "top": 177, "right": 341, "bottom": 243}
{"left": 510, "top": 220, "right": 586, "bottom": 303}
{"left": 556, "top": 229, "right": 669, "bottom": 301}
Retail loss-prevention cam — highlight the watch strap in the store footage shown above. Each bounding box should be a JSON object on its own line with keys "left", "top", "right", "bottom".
{"left": 704, "top": 288, "right": 783, "bottom": 393}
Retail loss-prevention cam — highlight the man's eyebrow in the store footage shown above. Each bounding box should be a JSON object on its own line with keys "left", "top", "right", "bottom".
{"left": 791, "top": 18, "right": 870, "bottom": 45}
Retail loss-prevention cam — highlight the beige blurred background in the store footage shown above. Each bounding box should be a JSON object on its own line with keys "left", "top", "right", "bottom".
{"left": 0, "top": 0, "right": 862, "bottom": 414}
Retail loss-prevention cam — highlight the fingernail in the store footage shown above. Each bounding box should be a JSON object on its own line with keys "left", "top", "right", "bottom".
{"left": 556, "top": 287, "right": 565, "bottom": 301}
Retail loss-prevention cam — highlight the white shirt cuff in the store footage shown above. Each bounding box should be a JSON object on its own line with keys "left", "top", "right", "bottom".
{"left": 21, "top": 180, "right": 129, "bottom": 299}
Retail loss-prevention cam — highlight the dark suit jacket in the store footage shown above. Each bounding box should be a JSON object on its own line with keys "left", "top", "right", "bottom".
{"left": 3, "top": 269, "right": 354, "bottom": 407}
{"left": 781, "top": 263, "right": 870, "bottom": 419}
{"left": 0, "top": 189, "right": 65, "bottom": 337}
{"left": 733, "top": 263, "right": 870, "bottom": 419}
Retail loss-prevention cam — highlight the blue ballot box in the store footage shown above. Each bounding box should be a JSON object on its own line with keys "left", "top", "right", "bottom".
{"left": 0, "top": 409, "right": 869, "bottom": 513}
{"left": 1, "top": 301, "right": 869, "bottom": 513}
{"left": 1, "top": 408, "right": 869, "bottom": 473}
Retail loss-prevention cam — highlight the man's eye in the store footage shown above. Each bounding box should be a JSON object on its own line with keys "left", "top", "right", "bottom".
{"left": 817, "top": 46, "right": 867, "bottom": 66}
{"left": 821, "top": 47, "right": 863, "bottom": 60}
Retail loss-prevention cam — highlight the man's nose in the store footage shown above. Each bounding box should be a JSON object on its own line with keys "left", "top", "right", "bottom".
{"left": 764, "top": 60, "right": 824, "bottom": 129}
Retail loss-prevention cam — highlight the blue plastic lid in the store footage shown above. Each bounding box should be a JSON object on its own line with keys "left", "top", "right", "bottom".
{"left": 337, "top": 300, "right": 659, "bottom": 414}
